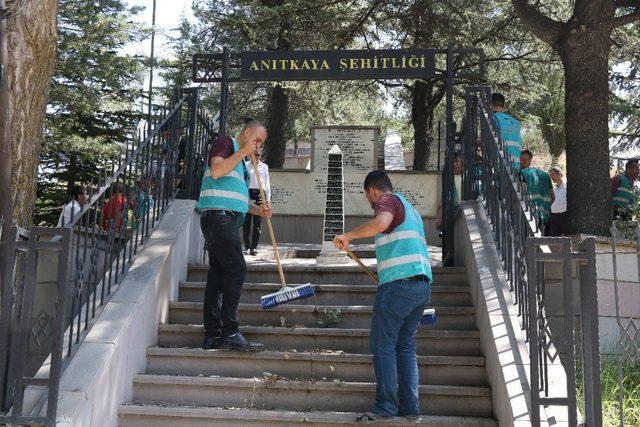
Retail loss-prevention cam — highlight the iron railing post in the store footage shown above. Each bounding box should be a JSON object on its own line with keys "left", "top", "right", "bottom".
{"left": 184, "top": 88, "right": 199, "bottom": 199}
{"left": 442, "top": 43, "right": 455, "bottom": 266}
{"left": 219, "top": 46, "right": 230, "bottom": 136}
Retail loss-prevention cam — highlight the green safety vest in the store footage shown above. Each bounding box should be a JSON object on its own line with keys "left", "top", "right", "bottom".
{"left": 197, "top": 138, "right": 250, "bottom": 219}
{"left": 612, "top": 173, "right": 635, "bottom": 209}
{"left": 374, "top": 193, "right": 433, "bottom": 285}
{"left": 521, "top": 167, "right": 552, "bottom": 222}
{"left": 494, "top": 112, "right": 522, "bottom": 172}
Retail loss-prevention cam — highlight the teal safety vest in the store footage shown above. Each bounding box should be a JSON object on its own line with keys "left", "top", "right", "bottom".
{"left": 494, "top": 112, "right": 522, "bottom": 172}
{"left": 521, "top": 167, "right": 552, "bottom": 222}
{"left": 197, "top": 138, "right": 250, "bottom": 217}
{"left": 612, "top": 173, "right": 635, "bottom": 208}
{"left": 374, "top": 193, "right": 433, "bottom": 285}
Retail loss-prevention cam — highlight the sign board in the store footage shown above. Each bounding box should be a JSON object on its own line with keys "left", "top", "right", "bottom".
{"left": 240, "top": 49, "right": 436, "bottom": 81}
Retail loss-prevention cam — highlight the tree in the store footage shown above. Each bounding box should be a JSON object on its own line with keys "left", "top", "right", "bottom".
{"left": 512, "top": 0, "right": 640, "bottom": 235}
{"left": 6, "top": 0, "right": 58, "bottom": 227}
{"left": 36, "top": 0, "right": 145, "bottom": 225}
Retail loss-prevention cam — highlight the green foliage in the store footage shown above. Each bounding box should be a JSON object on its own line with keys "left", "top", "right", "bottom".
{"left": 578, "top": 358, "right": 640, "bottom": 427}
{"left": 36, "top": 0, "right": 146, "bottom": 225}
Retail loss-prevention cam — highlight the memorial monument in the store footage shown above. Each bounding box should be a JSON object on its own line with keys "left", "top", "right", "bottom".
{"left": 316, "top": 145, "right": 350, "bottom": 264}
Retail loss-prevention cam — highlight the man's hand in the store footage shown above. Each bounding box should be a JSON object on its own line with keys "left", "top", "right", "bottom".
{"left": 240, "top": 139, "right": 258, "bottom": 157}
{"left": 333, "top": 234, "right": 350, "bottom": 251}
{"left": 260, "top": 202, "right": 272, "bottom": 218}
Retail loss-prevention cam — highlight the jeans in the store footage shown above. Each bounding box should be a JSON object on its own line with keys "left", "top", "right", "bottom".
{"left": 370, "top": 278, "right": 431, "bottom": 417}
{"left": 200, "top": 210, "right": 246, "bottom": 338}
{"left": 243, "top": 189, "right": 263, "bottom": 250}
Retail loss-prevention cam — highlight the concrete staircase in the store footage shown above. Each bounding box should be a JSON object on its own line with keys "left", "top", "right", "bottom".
{"left": 119, "top": 255, "right": 497, "bottom": 426}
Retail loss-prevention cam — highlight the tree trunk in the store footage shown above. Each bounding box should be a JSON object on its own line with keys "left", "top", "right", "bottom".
{"left": 263, "top": 84, "right": 288, "bottom": 168}
{"left": 559, "top": 30, "right": 611, "bottom": 235}
{"left": 411, "top": 80, "right": 436, "bottom": 171}
{"left": 7, "top": 0, "right": 58, "bottom": 227}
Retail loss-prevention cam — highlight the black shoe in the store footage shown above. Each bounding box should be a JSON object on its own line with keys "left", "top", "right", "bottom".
{"left": 250, "top": 249, "right": 258, "bottom": 256}
{"left": 221, "top": 332, "right": 264, "bottom": 352}
{"left": 202, "top": 335, "right": 222, "bottom": 350}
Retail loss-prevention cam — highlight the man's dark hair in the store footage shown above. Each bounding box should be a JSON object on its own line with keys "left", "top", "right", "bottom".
{"left": 364, "top": 170, "right": 393, "bottom": 192}
{"left": 243, "top": 117, "right": 254, "bottom": 125}
{"left": 626, "top": 159, "right": 639, "bottom": 169}
{"left": 521, "top": 149, "right": 534, "bottom": 159}
{"left": 71, "top": 185, "right": 85, "bottom": 200}
{"left": 491, "top": 93, "right": 506, "bottom": 108}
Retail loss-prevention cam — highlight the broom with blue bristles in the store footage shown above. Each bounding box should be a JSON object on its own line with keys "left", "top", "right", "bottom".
{"left": 345, "top": 249, "right": 436, "bottom": 325}
{"left": 250, "top": 154, "right": 315, "bottom": 309}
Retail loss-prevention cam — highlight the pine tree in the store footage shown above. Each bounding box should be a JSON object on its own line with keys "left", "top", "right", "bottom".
{"left": 36, "top": 0, "right": 146, "bottom": 225}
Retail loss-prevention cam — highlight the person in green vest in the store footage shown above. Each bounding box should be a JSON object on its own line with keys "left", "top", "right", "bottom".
{"left": 198, "top": 120, "right": 272, "bottom": 352}
{"left": 492, "top": 93, "right": 522, "bottom": 172}
{"left": 333, "top": 170, "right": 432, "bottom": 423}
{"left": 519, "top": 149, "right": 555, "bottom": 230}
{"left": 611, "top": 159, "right": 639, "bottom": 220}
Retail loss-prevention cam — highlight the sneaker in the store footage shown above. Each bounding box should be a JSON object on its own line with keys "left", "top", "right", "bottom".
{"left": 250, "top": 249, "right": 258, "bottom": 256}
{"left": 221, "top": 332, "right": 264, "bottom": 352}
{"left": 403, "top": 414, "right": 420, "bottom": 420}
{"left": 355, "top": 412, "right": 397, "bottom": 424}
{"left": 202, "top": 335, "right": 222, "bottom": 350}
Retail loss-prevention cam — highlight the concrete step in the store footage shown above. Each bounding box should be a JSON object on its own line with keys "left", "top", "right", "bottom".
{"left": 179, "top": 282, "right": 473, "bottom": 307}
{"left": 145, "top": 348, "right": 486, "bottom": 386}
{"left": 187, "top": 264, "right": 467, "bottom": 286}
{"left": 168, "top": 302, "right": 476, "bottom": 330}
{"left": 158, "top": 325, "right": 482, "bottom": 356}
{"left": 119, "top": 404, "right": 498, "bottom": 426}
{"left": 131, "top": 375, "right": 493, "bottom": 417}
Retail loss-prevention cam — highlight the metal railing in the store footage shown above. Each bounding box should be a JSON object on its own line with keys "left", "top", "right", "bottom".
{"left": 0, "top": 88, "right": 217, "bottom": 426}
{"left": 460, "top": 86, "right": 602, "bottom": 426}
{"left": 610, "top": 221, "right": 640, "bottom": 426}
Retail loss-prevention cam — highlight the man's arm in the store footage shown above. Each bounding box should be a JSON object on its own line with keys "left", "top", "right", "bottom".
{"left": 333, "top": 212, "right": 393, "bottom": 250}
{"left": 611, "top": 175, "right": 620, "bottom": 196}
{"left": 210, "top": 151, "right": 250, "bottom": 179}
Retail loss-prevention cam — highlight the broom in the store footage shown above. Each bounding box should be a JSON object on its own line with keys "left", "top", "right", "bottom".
{"left": 250, "top": 154, "right": 315, "bottom": 309}
{"left": 345, "top": 248, "right": 436, "bottom": 325}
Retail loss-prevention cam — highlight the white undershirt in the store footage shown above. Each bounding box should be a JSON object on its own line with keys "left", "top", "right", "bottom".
{"left": 57, "top": 200, "right": 82, "bottom": 227}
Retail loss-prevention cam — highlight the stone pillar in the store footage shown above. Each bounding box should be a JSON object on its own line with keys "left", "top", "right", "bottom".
{"left": 316, "top": 145, "right": 350, "bottom": 264}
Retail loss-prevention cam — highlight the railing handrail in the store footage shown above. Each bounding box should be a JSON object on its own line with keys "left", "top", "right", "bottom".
{"left": 64, "top": 95, "right": 188, "bottom": 229}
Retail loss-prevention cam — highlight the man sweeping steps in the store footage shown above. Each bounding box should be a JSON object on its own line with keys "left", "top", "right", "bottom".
{"left": 198, "top": 121, "right": 272, "bottom": 351}
{"left": 334, "top": 170, "right": 432, "bottom": 423}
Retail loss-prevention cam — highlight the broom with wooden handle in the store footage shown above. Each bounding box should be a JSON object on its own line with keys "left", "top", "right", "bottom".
{"left": 249, "top": 154, "right": 315, "bottom": 309}
{"left": 344, "top": 247, "right": 436, "bottom": 325}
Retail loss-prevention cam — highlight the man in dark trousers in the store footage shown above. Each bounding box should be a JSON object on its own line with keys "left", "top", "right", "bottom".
{"left": 198, "top": 120, "right": 272, "bottom": 351}
{"left": 333, "top": 170, "right": 432, "bottom": 423}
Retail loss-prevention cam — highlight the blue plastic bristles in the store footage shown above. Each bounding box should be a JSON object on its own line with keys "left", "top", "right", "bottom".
{"left": 420, "top": 308, "right": 437, "bottom": 325}
{"left": 260, "top": 283, "right": 316, "bottom": 309}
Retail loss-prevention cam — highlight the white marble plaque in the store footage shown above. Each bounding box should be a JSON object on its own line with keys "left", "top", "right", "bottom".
{"left": 311, "top": 126, "right": 378, "bottom": 173}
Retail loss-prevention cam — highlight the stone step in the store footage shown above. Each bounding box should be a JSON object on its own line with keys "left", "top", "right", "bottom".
{"left": 119, "top": 404, "right": 498, "bottom": 426}
{"left": 168, "top": 302, "right": 476, "bottom": 330}
{"left": 131, "top": 375, "right": 493, "bottom": 417}
{"left": 158, "top": 325, "right": 482, "bottom": 356}
{"left": 179, "top": 282, "right": 473, "bottom": 307}
{"left": 187, "top": 264, "right": 467, "bottom": 286}
{"left": 145, "top": 348, "right": 487, "bottom": 386}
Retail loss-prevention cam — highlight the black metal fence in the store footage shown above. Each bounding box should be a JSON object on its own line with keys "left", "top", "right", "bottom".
{"left": 460, "top": 86, "right": 602, "bottom": 426}
{"left": 0, "top": 88, "right": 217, "bottom": 426}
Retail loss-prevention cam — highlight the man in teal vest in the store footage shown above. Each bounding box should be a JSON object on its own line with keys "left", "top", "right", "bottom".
{"left": 198, "top": 120, "right": 272, "bottom": 351}
{"left": 333, "top": 170, "right": 432, "bottom": 423}
{"left": 519, "top": 149, "right": 555, "bottom": 230}
{"left": 492, "top": 93, "right": 522, "bottom": 172}
{"left": 611, "top": 159, "right": 639, "bottom": 220}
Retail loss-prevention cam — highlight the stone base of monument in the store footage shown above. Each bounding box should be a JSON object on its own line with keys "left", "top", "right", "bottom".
{"left": 315, "top": 249, "right": 351, "bottom": 265}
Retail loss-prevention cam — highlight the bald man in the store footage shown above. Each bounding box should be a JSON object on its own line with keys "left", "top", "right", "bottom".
{"left": 198, "top": 121, "right": 272, "bottom": 351}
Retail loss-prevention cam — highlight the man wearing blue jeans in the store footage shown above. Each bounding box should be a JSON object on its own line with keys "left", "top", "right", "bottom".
{"left": 334, "top": 170, "right": 432, "bottom": 423}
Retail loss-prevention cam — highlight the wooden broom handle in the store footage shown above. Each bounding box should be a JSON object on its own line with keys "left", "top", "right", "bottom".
{"left": 345, "top": 248, "right": 378, "bottom": 284}
{"left": 250, "top": 154, "right": 287, "bottom": 288}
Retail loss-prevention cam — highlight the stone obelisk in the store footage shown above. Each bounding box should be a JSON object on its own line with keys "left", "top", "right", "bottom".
{"left": 316, "top": 145, "right": 350, "bottom": 265}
